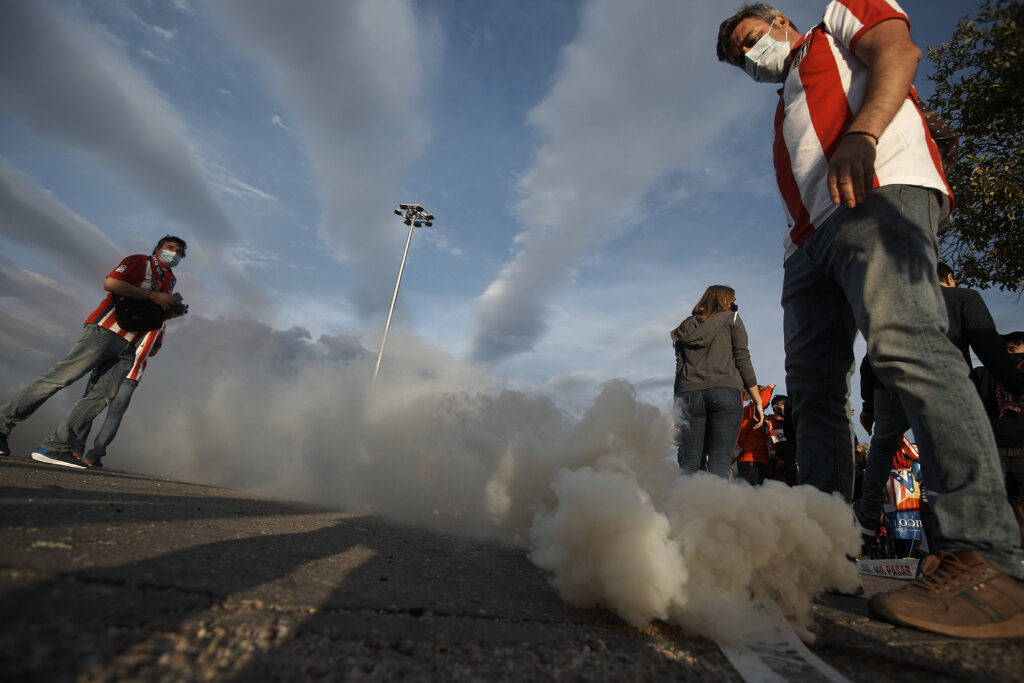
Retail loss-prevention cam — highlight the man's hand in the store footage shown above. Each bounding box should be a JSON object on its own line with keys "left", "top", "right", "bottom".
{"left": 828, "top": 134, "right": 877, "bottom": 207}
{"left": 826, "top": 18, "right": 921, "bottom": 208}
{"left": 860, "top": 411, "right": 874, "bottom": 435}
{"left": 149, "top": 291, "right": 175, "bottom": 311}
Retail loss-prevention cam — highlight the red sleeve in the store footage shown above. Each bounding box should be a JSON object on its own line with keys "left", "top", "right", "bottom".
{"left": 107, "top": 254, "right": 149, "bottom": 285}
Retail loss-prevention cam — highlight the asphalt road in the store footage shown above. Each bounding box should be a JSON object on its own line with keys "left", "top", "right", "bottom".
{"left": 1, "top": 457, "right": 1021, "bottom": 681}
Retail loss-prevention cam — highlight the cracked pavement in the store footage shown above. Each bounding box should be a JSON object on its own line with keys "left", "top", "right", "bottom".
{"left": 1, "top": 457, "right": 1021, "bottom": 681}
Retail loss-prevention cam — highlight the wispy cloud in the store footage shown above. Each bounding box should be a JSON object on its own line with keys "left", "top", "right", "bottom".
{"left": 138, "top": 47, "right": 171, "bottom": 64}
{"left": 0, "top": 2, "right": 238, "bottom": 246}
{"left": 0, "top": 157, "right": 122, "bottom": 285}
{"left": 230, "top": 245, "right": 281, "bottom": 268}
{"left": 126, "top": 8, "right": 176, "bottom": 41}
{"left": 206, "top": 0, "right": 440, "bottom": 318}
{"left": 168, "top": 0, "right": 194, "bottom": 14}
{"left": 467, "top": 0, "right": 771, "bottom": 362}
{"left": 270, "top": 114, "right": 289, "bottom": 130}
{"left": 209, "top": 172, "right": 277, "bottom": 202}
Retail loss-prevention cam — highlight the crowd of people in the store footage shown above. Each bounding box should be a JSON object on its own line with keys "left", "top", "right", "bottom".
{"left": 1, "top": 0, "right": 1021, "bottom": 646}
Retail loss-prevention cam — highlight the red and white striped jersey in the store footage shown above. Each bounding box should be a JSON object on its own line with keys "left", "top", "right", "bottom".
{"left": 85, "top": 254, "right": 176, "bottom": 345}
{"left": 773, "top": 0, "right": 952, "bottom": 261}
{"left": 126, "top": 326, "right": 165, "bottom": 381}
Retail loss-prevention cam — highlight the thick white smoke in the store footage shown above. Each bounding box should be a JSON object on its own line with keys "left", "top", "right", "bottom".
{"left": 530, "top": 468, "right": 860, "bottom": 643}
{"left": 4, "top": 313, "right": 858, "bottom": 640}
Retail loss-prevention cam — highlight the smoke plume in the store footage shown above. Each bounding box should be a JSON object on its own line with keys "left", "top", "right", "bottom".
{"left": 3, "top": 314, "right": 858, "bottom": 640}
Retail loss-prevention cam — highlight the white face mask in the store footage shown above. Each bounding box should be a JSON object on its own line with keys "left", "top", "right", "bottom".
{"left": 158, "top": 249, "right": 181, "bottom": 268}
{"left": 744, "top": 20, "right": 790, "bottom": 83}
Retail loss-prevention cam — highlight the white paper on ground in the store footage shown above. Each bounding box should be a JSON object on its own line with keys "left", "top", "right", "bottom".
{"left": 718, "top": 614, "right": 849, "bottom": 683}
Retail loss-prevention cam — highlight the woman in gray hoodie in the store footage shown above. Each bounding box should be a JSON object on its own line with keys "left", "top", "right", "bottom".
{"left": 672, "top": 285, "right": 763, "bottom": 478}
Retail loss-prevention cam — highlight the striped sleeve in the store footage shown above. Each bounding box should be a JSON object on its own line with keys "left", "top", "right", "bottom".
{"left": 824, "top": 0, "right": 909, "bottom": 52}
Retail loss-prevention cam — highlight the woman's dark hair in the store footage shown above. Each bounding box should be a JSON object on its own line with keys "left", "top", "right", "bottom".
{"left": 692, "top": 285, "right": 736, "bottom": 323}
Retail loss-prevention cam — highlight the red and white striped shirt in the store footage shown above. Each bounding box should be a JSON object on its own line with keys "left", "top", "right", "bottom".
{"left": 773, "top": 0, "right": 952, "bottom": 261}
{"left": 85, "top": 254, "right": 176, "bottom": 345}
{"left": 126, "top": 326, "right": 165, "bottom": 381}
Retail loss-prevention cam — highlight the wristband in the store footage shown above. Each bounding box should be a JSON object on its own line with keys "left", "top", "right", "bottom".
{"left": 844, "top": 130, "right": 879, "bottom": 144}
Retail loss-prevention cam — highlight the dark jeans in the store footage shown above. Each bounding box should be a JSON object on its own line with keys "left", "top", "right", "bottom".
{"left": 0, "top": 325, "right": 134, "bottom": 452}
{"left": 737, "top": 461, "right": 769, "bottom": 486}
{"left": 853, "top": 386, "right": 906, "bottom": 533}
{"left": 71, "top": 377, "right": 139, "bottom": 459}
{"left": 782, "top": 184, "right": 1024, "bottom": 577}
{"left": 777, "top": 441, "right": 798, "bottom": 486}
{"left": 675, "top": 387, "right": 743, "bottom": 478}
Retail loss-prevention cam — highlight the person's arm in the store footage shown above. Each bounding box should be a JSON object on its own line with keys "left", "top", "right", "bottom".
{"left": 746, "top": 385, "right": 765, "bottom": 428}
{"left": 827, "top": 18, "right": 922, "bottom": 208}
{"left": 731, "top": 317, "right": 763, "bottom": 427}
{"left": 105, "top": 277, "right": 175, "bottom": 310}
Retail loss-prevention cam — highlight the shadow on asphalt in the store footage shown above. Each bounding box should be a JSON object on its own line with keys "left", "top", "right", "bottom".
{"left": 3, "top": 460, "right": 681, "bottom": 680}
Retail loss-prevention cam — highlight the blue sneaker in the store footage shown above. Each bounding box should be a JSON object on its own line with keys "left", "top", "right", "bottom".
{"left": 31, "top": 447, "right": 85, "bottom": 469}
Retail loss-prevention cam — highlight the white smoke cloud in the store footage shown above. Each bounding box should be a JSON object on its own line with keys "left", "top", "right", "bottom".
{"left": 205, "top": 0, "right": 439, "bottom": 317}
{"left": 1, "top": 307, "right": 857, "bottom": 640}
{"left": 530, "top": 468, "right": 860, "bottom": 643}
{"left": 0, "top": 313, "right": 853, "bottom": 642}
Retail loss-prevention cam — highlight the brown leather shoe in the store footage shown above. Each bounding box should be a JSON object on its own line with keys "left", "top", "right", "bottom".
{"left": 869, "top": 550, "right": 1024, "bottom": 638}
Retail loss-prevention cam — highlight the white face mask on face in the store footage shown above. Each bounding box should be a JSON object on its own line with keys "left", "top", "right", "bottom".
{"left": 743, "top": 19, "right": 790, "bottom": 83}
{"left": 158, "top": 249, "right": 181, "bottom": 268}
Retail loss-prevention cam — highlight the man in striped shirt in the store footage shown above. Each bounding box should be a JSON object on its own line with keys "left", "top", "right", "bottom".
{"left": 70, "top": 325, "right": 165, "bottom": 469}
{"left": 717, "top": 1, "right": 1024, "bottom": 639}
{"left": 0, "top": 235, "right": 186, "bottom": 468}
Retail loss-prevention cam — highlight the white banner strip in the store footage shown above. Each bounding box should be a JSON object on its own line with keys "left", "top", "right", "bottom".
{"left": 718, "top": 618, "right": 849, "bottom": 683}
{"left": 856, "top": 558, "right": 920, "bottom": 580}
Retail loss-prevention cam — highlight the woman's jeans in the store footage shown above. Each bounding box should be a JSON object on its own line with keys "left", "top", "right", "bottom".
{"left": 675, "top": 387, "right": 743, "bottom": 478}
{"left": 782, "top": 184, "right": 1024, "bottom": 578}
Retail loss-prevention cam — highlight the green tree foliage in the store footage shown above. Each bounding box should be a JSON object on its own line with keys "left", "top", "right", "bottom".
{"left": 926, "top": 0, "right": 1024, "bottom": 292}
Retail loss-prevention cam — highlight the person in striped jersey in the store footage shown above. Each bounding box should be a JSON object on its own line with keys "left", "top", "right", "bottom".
{"left": 717, "top": 0, "right": 1024, "bottom": 639}
{"left": 0, "top": 236, "right": 186, "bottom": 468}
{"left": 69, "top": 325, "right": 166, "bottom": 469}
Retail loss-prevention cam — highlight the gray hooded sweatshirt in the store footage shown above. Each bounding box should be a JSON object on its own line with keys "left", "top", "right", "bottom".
{"left": 671, "top": 311, "right": 757, "bottom": 395}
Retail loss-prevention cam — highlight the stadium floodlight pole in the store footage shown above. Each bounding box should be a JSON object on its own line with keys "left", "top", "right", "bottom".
{"left": 373, "top": 203, "right": 434, "bottom": 384}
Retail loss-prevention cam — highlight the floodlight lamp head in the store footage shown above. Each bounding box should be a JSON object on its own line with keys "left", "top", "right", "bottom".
{"left": 424, "top": 221, "right": 433, "bottom": 227}
{"left": 413, "top": 221, "right": 422, "bottom": 227}
{"left": 404, "top": 219, "right": 412, "bottom": 225}
{"left": 400, "top": 203, "right": 412, "bottom": 211}
{"left": 394, "top": 209, "right": 402, "bottom": 216}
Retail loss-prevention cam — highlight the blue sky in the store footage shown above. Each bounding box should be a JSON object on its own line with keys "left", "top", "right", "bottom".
{"left": 0, "top": 0, "right": 1016, "bottom": 456}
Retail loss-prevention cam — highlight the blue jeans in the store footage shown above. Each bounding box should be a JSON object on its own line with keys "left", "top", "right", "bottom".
{"left": 71, "top": 377, "right": 139, "bottom": 459}
{"left": 675, "top": 387, "right": 743, "bottom": 478}
{"left": 782, "top": 184, "right": 1024, "bottom": 577}
{"left": 0, "top": 324, "right": 134, "bottom": 452}
{"left": 853, "top": 387, "right": 909, "bottom": 532}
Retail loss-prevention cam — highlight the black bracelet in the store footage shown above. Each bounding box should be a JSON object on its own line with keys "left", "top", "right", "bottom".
{"left": 844, "top": 130, "right": 879, "bottom": 144}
